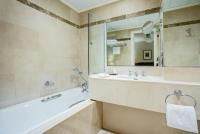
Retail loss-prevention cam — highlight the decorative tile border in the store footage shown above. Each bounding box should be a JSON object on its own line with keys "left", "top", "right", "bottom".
{"left": 17, "top": 0, "right": 160, "bottom": 29}
{"left": 164, "top": 19, "right": 200, "bottom": 28}
{"left": 16, "top": 0, "right": 80, "bottom": 28}
{"left": 81, "top": 7, "right": 160, "bottom": 28}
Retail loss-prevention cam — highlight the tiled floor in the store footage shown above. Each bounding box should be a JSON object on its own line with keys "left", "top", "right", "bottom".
{"left": 98, "top": 130, "right": 115, "bottom": 134}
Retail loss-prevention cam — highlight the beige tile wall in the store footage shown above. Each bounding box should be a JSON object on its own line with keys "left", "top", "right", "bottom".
{"left": 0, "top": 0, "right": 81, "bottom": 108}
{"left": 103, "top": 103, "right": 200, "bottom": 134}
{"left": 163, "top": 67, "right": 200, "bottom": 82}
{"left": 80, "top": 0, "right": 162, "bottom": 25}
{"left": 31, "top": 0, "right": 80, "bottom": 25}
{"left": 164, "top": 5, "right": 200, "bottom": 25}
{"left": 44, "top": 102, "right": 102, "bottom": 134}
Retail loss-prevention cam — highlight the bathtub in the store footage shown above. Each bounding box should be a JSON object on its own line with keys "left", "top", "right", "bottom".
{"left": 0, "top": 87, "right": 92, "bottom": 134}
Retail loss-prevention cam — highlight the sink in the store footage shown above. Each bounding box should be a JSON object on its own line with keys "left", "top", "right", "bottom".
{"left": 94, "top": 74, "right": 163, "bottom": 82}
{"left": 116, "top": 75, "right": 162, "bottom": 81}
{"left": 140, "top": 76, "right": 163, "bottom": 81}
{"left": 116, "top": 75, "right": 138, "bottom": 80}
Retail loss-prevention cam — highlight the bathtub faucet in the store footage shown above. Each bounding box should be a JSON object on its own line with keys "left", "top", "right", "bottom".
{"left": 73, "top": 68, "right": 88, "bottom": 92}
{"left": 81, "top": 82, "right": 88, "bottom": 93}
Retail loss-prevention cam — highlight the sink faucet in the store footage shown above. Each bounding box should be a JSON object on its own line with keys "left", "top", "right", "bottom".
{"left": 134, "top": 71, "right": 138, "bottom": 77}
{"left": 128, "top": 71, "right": 132, "bottom": 77}
{"left": 133, "top": 71, "right": 138, "bottom": 80}
{"left": 141, "top": 71, "right": 146, "bottom": 77}
{"left": 81, "top": 82, "right": 88, "bottom": 93}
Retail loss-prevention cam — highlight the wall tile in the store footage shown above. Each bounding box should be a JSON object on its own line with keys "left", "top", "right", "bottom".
{"left": 103, "top": 103, "right": 199, "bottom": 134}
{"left": 44, "top": 102, "right": 102, "bottom": 134}
{"left": 0, "top": 0, "right": 81, "bottom": 108}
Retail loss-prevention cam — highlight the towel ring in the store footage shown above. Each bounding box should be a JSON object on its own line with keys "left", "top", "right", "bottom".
{"left": 165, "top": 90, "right": 197, "bottom": 107}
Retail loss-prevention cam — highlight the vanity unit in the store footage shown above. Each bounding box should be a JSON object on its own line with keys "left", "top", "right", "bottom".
{"left": 88, "top": 1, "right": 200, "bottom": 133}
{"left": 89, "top": 74, "right": 200, "bottom": 119}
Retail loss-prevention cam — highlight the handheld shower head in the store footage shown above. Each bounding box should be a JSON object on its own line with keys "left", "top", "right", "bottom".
{"left": 73, "top": 68, "right": 82, "bottom": 75}
{"left": 73, "top": 68, "right": 86, "bottom": 82}
{"left": 73, "top": 68, "right": 88, "bottom": 92}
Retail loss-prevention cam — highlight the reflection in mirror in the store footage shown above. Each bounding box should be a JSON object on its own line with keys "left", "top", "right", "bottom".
{"left": 133, "top": 31, "right": 154, "bottom": 66}
{"left": 163, "top": 0, "right": 200, "bottom": 67}
{"left": 106, "top": 13, "right": 161, "bottom": 66}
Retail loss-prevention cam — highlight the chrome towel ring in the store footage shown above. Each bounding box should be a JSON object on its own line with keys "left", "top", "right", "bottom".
{"left": 165, "top": 90, "right": 197, "bottom": 107}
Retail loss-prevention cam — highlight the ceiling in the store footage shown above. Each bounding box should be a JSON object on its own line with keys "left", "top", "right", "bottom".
{"left": 60, "top": 0, "right": 119, "bottom": 13}
{"left": 163, "top": 0, "right": 200, "bottom": 11}
{"left": 107, "top": 13, "right": 160, "bottom": 32}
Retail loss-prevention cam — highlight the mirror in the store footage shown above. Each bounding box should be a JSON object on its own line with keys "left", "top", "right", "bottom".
{"left": 106, "top": 13, "right": 161, "bottom": 66}
{"left": 163, "top": 0, "right": 200, "bottom": 67}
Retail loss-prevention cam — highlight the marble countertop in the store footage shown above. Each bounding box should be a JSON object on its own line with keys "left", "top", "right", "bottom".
{"left": 90, "top": 73, "right": 200, "bottom": 86}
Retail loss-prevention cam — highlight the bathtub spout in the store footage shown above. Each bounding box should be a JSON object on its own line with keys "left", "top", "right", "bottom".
{"left": 81, "top": 82, "right": 88, "bottom": 93}
{"left": 73, "top": 68, "right": 88, "bottom": 92}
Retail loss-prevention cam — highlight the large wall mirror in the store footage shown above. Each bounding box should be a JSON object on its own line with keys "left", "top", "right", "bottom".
{"left": 106, "top": 12, "right": 161, "bottom": 67}
{"left": 163, "top": 0, "right": 200, "bottom": 67}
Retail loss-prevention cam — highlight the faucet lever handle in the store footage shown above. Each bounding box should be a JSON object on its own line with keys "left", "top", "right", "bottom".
{"left": 134, "top": 71, "right": 138, "bottom": 77}
{"left": 142, "top": 71, "right": 146, "bottom": 76}
{"left": 128, "top": 70, "right": 132, "bottom": 76}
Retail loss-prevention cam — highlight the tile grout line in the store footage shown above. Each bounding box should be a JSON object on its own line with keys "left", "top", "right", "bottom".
{"left": 164, "top": 19, "right": 200, "bottom": 28}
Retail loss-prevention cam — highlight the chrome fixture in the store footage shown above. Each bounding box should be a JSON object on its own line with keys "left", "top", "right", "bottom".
{"left": 44, "top": 81, "right": 55, "bottom": 87}
{"left": 128, "top": 70, "right": 132, "bottom": 77}
{"left": 41, "top": 94, "right": 62, "bottom": 102}
{"left": 73, "top": 68, "right": 88, "bottom": 92}
{"left": 134, "top": 71, "right": 138, "bottom": 77}
{"left": 165, "top": 90, "right": 197, "bottom": 107}
{"left": 141, "top": 71, "right": 146, "bottom": 77}
{"left": 68, "top": 100, "right": 86, "bottom": 108}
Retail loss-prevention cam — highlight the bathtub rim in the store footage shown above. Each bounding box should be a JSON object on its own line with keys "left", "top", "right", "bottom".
{"left": 0, "top": 87, "right": 85, "bottom": 111}
{"left": 0, "top": 87, "right": 92, "bottom": 134}
{"left": 26, "top": 99, "right": 94, "bottom": 134}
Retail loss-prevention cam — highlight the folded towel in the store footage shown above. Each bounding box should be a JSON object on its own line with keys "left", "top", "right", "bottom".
{"left": 166, "top": 103, "right": 198, "bottom": 133}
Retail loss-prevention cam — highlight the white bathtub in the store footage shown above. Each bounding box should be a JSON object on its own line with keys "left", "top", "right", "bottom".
{"left": 0, "top": 87, "right": 92, "bottom": 134}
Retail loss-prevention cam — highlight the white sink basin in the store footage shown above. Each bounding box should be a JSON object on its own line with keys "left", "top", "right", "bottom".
{"left": 116, "top": 75, "right": 136, "bottom": 80}
{"left": 116, "top": 75, "right": 162, "bottom": 81}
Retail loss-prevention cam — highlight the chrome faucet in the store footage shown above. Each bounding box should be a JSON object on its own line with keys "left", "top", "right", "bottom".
{"left": 141, "top": 71, "right": 146, "bottom": 77}
{"left": 128, "top": 70, "right": 132, "bottom": 77}
{"left": 81, "top": 82, "right": 88, "bottom": 93}
{"left": 73, "top": 68, "right": 88, "bottom": 92}
{"left": 134, "top": 71, "right": 138, "bottom": 77}
{"left": 44, "top": 81, "right": 55, "bottom": 87}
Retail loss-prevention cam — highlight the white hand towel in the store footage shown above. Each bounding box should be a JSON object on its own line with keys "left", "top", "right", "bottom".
{"left": 166, "top": 103, "right": 198, "bottom": 133}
